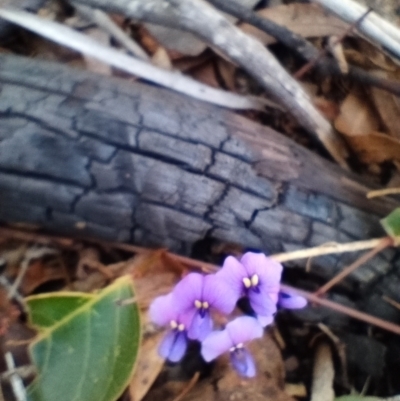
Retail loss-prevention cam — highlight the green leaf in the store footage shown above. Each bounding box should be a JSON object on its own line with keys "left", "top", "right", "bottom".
{"left": 381, "top": 207, "right": 400, "bottom": 240}
{"left": 26, "top": 276, "right": 141, "bottom": 401}
{"left": 26, "top": 293, "right": 94, "bottom": 330}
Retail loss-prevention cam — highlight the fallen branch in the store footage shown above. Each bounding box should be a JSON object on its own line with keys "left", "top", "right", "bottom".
{"left": 209, "top": 0, "right": 400, "bottom": 97}
{"left": 0, "top": 7, "right": 262, "bottom": 111}
{"left": 70, "top": 0, "right": 349, "bottom": 167}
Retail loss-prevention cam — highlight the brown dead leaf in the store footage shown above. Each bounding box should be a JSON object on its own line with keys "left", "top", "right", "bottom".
{"left": 241, "top": 3, "right": 350, "bottom": 45}
{"left": 334, "top": 90, "right": 380, "bottom": 135}
{"left": 130, "top": 250, "right": 187, "bottom": 309}
{"left": 173, "top": 53, "right": 212, "bottom": 73}
{"left": 191, "top": 62, "right": 220, "bottom": 88}
{"left": 131, "top": 250, "right": 186, "bottom": 279}
{"left": 0, "top": 287, "right": 19, "bottom": 336}
{"left": 314, "top": 97, "right": 340, "bottom": 122}
{"left": 137, "top": 25, "right": 160, "bottom": 55}
{"left": 130, "top": 332, "right": 165, "bottom": 401}
{"left": 344, "top": 132, "right": 400, "bottom": 164}
{"left": 20, "top": 259, "right": 66, "bottom": 295}
{"left": 71, "top": 247, "right": 112, "bottom": 292}
{"left": 334, "top": 90, "right": 400, "bottom": 163}
{"left": 369, "top": 79, "right": 400, "bottom": 140}
{"left": 216, "top": 58, "right": 236, "bottom": 91}
{"left": 357, "top": 40, "right": 399, "bottom": 72}
{"left": 152, "top": 47, "right": 173, "bottom": 70}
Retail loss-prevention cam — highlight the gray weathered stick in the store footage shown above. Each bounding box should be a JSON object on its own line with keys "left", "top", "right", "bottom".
{"left": 70, "top": 0, "right": 348, "bottom": 167}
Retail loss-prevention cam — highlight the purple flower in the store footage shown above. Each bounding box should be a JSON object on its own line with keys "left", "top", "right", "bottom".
{"left": 217, "top": 252, "right": 283, "bottom": 325}
{"left": 278, "top": 292, "right": 307, "bottom": 309}
{"left": 149, "top": 293, "right": 194, "bottom": 362}
{"left": 171, "top": 272, "right": 239, "bottom": 341}
{"left": 201, "top": 316, "right": 263, "bottom": 378}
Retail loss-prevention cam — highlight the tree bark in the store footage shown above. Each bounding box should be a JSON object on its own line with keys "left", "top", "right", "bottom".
{"left": 0, "top": 54, "right": 397, "bottom": 289}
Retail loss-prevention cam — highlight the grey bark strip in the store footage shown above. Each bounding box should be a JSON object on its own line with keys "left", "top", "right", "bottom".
{"left": 0, "top": 54, "right": 397, "bottom": 289}
{"left": 69, "top": 0, "right": 349, "bottom": 167}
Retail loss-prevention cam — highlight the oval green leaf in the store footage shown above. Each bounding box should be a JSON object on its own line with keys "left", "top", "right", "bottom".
{"left": 27, "top": 276, "right": 141, "bottom": 401}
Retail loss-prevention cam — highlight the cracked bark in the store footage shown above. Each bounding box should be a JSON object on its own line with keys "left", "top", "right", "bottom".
{"left": 0, "top": 54, "right": 398, "bottom": 293}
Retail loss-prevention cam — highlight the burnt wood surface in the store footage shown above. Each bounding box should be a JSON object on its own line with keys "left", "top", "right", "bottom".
{"left": 0, "top": 54, "right": 398, "bottom": 296}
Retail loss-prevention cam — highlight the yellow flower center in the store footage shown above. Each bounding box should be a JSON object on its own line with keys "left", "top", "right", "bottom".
{"left": 242, "top": 274, "right": 259, "bottom": 289}
{"left": 170, "top": 320, "right": 185, "bottom": 331}
{"left": 229, "top": 343, "right": 244, "bottom": 353}
{"left": 194, "top": 300, "right": 209, "bottom": 309}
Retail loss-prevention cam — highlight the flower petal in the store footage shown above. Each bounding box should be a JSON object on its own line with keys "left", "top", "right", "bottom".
{"left": 202, "top": 273, "right": 239, "bottom": 315}
{"left": 240, "top": 252, "right": 282, "bottom": 291}
{"left": 217, "top": 256, "right": 247, "bottom": 299}
{"left": 248, "top": 289, "right": 277, "bottom": 316}
{"left": 149, "top": 293, "right": 177, "bottom": 327}
{"left": 172, "top": 272, "right": 204, "bottom": 313}
{"left": 158, "top": 330, "right": 188, "bottom": 362}
{"left": 179, "top": 308, "right": 196, "bottom": 330}
{"left": 279, "top": 292, "right": 307, "bottom": 309}
{"left": 201, "top": 329, "right": 232, "bottom": 362}
{"left": 230, "top": 348, "right": 256, "bottom": 378}
{"left": 188, "top": 310, "right": 213, "bottom": 341}
{"left": 257, "top": 314, "right": 274, "bottom": 328}
{"left": 226, "top": 316, "right": 263, "bottom": 345}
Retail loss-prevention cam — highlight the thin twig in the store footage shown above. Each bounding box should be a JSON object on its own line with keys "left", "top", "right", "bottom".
{"left": 4, "top": 352, "right": 27, "bottom": 401}
{"left": 0, "top": 276, "right": 26, "bottom": 308}
{"left": 74, "top": 4, "right": 150, "bottom": 60}
{"left": 7, "top": 247, "right": 58, "bottom": 300}
{"left": 294, "top": 8, "right": 372, "bottom": 79}
{"left": 1, "top": 365, "right": 36, "bottom": 382}
{"left": 317, "top": 323, "right": 349, "bottom": 388}
{"left": 171, "top": 371, "right": 200, "bottom": 401}
{"left": 271, "top": 237, "right": 396, "bottom": 262}
{"left": 314, "top": 236, "right": 392, "bottom": 296}
{"left": 280, "top": 284, "right": 400, "bottom": 336}
{"left": 367, "top": 187, "right": 400, "bottom": 199}
{"left": 382, "top": 295, "right": 400, "bottom": 311}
